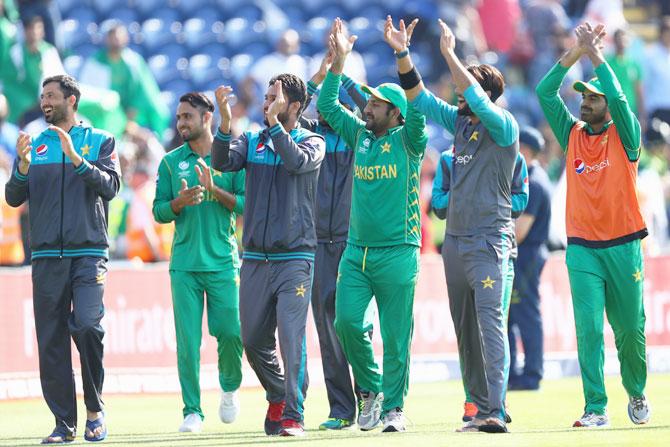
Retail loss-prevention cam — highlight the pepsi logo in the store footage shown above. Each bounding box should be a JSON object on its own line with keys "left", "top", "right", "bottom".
{"left": 178, "top": 161, "right": 189, "bottom": 170}
{"left": 256, "top": 141, "right": 265, "bottom": 154}
{"left": 36, "top": 144, "right": 48, "bottom": 156}
{"left": 574, "top": 158, "right": 610, "bottom": 175}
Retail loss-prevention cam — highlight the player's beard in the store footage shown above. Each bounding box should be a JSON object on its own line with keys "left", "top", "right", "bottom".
{"left": 181, "top": 118, "right": 205, "bottom": 141}
{"left": 457, "top": 103, "right": 473, "bottom": 116}
{"left": 580, "top": 107, "right": 607, "bottom": 125}
{"left": 44, "top": 102, "right": 67, "bottom": 125}
{"left": 264, "top": 109, "right": 290, "bottom": 127}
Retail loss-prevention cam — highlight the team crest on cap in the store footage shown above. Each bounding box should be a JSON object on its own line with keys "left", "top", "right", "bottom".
{"left": 574, "top": 159, "right": 585, "bottom": 174}
{"left": 36, "top": 144, "right": 48, "bottom": 156}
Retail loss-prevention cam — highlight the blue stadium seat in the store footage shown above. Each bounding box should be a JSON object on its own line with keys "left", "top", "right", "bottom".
{"left": 197, "top": 42, "right": 227, "bottom": 62}
{"left": 58, "top": 19, "right": 93, "bottom": 51}
{"left": 63, "top": 54, "right": 84, "bottom": 78}
{"left": 188, "top": 54, "right": 222, "bottom": 91}
{"left": 159, "top": 90, "right": 179, "bottom": 118}
{"left": 224, "top": 18, "right": 266, "bottom": 53}
{"left": 140, "top": 18, "right": 178, "bottom": 54}
{"left": 281, "top": 6, "right": 305, "bottom": 24}
{"left": 90, "top": 0, "right": 127, "bottom": 17}
{"left": 188, "top": 6, "right": 224, "bottom": 28}
{"left": 231, "top": 3, "right": 262, "bottom": 22}
{"left": 63, "top": 6, "right": 97, "bottom": 27}
{"left": 56, "top": 0, "right": 83, "bottom": 18}
{"left": 132, "top": 0, "right": 165, "bottom": 21}
{"left": 348, "top": 16, "right": 385, "bottom": 49}
{"left": 182, "top": 18, "right": 218, "bottom": 51}
{"left": 160, "top": 78, "right": 194, "bottom": 97}
{"left": 244, "top": 41, "right": 272, "bottom": 59}
{"left": 151, "top": 9, "right": 182, "bottom": 27}
{"left": 302, "top": 0, "right": 330, "bottom": 17}
{"left": 72, "top": 42, "right": 99, "bottom": 60}
{"left": 155, "top": 42, "right": 188, "bottom": 62}
{"left": 175, "top": 0, "right": 211, "bottom": 19}
{"left": 229, "top": 53, "right": 254, "bottom": 82}
{"left": 305, "top": 16, "right": 329, "bottom": 48}
{"left": 105, "top": 7, "right": 140, "bottom": 26}
{"left": 148, "top": 54, "right": 181, "bottom": 86}
{"left": 363, "top": 44, "right": 396, "bottom": 85}
{"left": 402, "top": 0, "right": 438, "bottom": 19}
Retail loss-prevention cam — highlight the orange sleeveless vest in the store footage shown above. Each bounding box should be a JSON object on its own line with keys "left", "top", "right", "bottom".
{"left": 0, "top": 201, "right": 25, "bottom": 265}
{"left": 565, "top": 122, "right": 646, "bottom": 246}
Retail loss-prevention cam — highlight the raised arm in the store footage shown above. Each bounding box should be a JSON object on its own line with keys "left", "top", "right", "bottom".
{"left": 212, "top": 85, "right": 248, "bottom": 172}
{"left": 578, "top": 23, "right": 641, "bottom": 159}
{"left": 301, "top": 51, "right": 334, "bottom": 131}
{"left": 341, "top": 74, "right": 369, "bottom": 112}
{"left": 437, "top": 20, "right": 518, "bottom": 146}
{"left": 535, "top": 24, "right": 600, "bottom": 151}
{"left": 4, "top": 132, "right": 32, "bottom": 207}
{"left": 384, "top": 17, "right": 458, "bottom": 134}
{"left": 316, "top": 18, "right": 366, "bottom": 148}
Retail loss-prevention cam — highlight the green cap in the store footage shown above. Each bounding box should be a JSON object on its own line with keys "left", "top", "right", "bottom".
{"left": 573, "top": 77, "right": 604, "bottom": 96}
{"left": 361, "top": 83, "right": 407, "bottom": 118}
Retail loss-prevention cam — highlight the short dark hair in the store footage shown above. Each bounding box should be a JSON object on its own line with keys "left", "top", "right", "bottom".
{"left": 269, "top": 73, "right": 307, "bottom": 112}
{"left": 179, "top": 92, "right": 215, "bottom": 115}
{"left": 384, "top": 102, "right": 405, "bottom": 125}
{"left": 42, "top": 74, "right": 81, "bottom": 110}
{"left": 467, "top": 64, "right": 505, "bottom": 103}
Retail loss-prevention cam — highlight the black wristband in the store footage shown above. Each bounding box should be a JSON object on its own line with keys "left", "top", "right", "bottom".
{"left": 398, "top": 66, "right": 422, "bottom": 90}
{"left": 395, "top": 49, "right": 409, "bottom": 59}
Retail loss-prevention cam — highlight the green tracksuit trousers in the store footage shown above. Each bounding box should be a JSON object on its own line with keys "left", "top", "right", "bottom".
{"left": 566, "top": 240, "right": 647, "bottom": 415}
{"left": 170, "top": 269, "right": 243, "bottom": 419}
{"left": 334, "top": 244, "right": 419, "bottom": 413}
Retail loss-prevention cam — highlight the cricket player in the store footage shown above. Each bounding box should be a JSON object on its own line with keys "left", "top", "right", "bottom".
{"left": 212, "top": 74, "right": 325, "bottom": 437}
{"left": 384, "top": 16, "right": 519, "bottom": 432}
{"left": 4, "top": 74, "right": 121, "bottom": 443}
{"left": 433, "top": 149, "right": 528, "bottom": 423}
{"left": 536, "top": 22, "right": 650, "bottom": 427}
{"left": 152, "top": 92, "right": 244, "bottom": 433}
{"left": 301, "top": 53, "right": 370, "bottom": 430}
{"left": 317, "top": 18, "right": 428, "bottom": 433}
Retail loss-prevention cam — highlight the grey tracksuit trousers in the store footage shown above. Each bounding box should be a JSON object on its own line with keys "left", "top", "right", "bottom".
{"left": 443, "top": 233, "right": 511, "bottom": 420}
{"left": 239, "top": 259, "right": 312, "bottom": 422}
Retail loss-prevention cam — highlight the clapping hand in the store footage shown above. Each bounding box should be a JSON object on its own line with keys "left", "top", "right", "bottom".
{"left": 383, "top": 15, "right": 418, "bottom": 53}
{"left": 16, "top": 132, "right": 32, "bottom": 174}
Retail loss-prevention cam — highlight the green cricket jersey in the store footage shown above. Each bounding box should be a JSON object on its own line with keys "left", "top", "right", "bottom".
{"left": 317, "top": 72, "right": 428, "bottom": 247}
{"left": 153, "top": 143, "right": 245, "bottom": 271}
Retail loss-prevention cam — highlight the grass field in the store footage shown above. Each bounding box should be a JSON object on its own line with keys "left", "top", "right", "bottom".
{"left": 1, "top": 374, "right": 668, "bottom": 446}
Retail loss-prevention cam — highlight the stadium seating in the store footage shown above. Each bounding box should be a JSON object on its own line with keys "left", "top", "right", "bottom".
{"left": 55, "top": 0, "right": 448, "bottom": 129}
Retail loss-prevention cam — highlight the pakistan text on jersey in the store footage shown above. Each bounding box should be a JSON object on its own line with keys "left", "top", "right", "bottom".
{"left": 353, "top": 164, "right": 399, "bottom": 181}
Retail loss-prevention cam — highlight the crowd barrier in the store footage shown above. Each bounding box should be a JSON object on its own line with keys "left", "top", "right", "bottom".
{"left": 2, "top": 253, "right": 669, "bottom": 399}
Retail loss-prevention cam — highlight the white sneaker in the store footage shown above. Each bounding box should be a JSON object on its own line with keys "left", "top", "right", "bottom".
{"left": 628, "top": 395, "right": 651, "bottom": 425}
{"left": 381, "top": 407, "right": 406, "bottom": 433}
{"left": 572, "top": 412, "right": 609, "bottom": 428}
{"left": 357, "top": 391, "right": 383, "bottom": 431}
{"left": 219, "top": 390, "right": 240, "bottom": 423}
{"left": 179, "top": 413, "right": 202, "bottom": 433}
